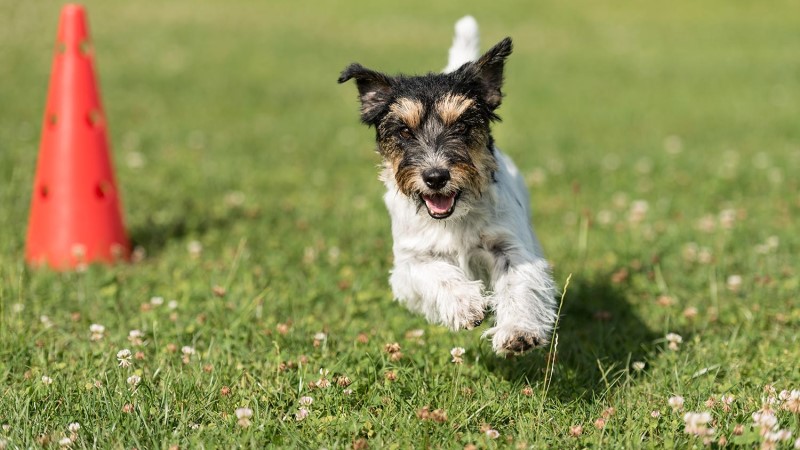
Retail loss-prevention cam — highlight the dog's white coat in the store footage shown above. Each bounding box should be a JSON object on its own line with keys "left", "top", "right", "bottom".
{"left": 384, "top": 17, "right": 558, "bottom": 353}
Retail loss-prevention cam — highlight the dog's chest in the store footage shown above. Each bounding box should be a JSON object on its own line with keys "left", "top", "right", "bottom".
{"left": 389, "top": 206, "right": 498, "bottom": 282}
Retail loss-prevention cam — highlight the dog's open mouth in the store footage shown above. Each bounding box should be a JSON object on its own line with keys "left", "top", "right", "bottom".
{"left": 421, "top": 192, "right": 459, "bottom": 219}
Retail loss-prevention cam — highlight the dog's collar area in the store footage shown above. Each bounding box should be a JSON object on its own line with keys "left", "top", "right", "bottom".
{"left": 420, "top": 191, "right": 460, "bottom": 219}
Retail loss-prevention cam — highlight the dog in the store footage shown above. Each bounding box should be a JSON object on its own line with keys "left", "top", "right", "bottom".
{"left": 338, "top": 16, "right": 557, "bottom": 355}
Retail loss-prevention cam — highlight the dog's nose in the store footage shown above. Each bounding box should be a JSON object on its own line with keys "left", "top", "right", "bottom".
{"left": 422, "top": 168, "right": 451, "bottom": 190}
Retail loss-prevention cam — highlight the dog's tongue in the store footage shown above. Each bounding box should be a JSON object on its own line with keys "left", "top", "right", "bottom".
{"left": 423, "top": 193, "right": 456, "bottom": 215}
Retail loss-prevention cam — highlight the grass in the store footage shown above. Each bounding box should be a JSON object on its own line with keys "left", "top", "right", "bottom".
{"left": 1, "top": 0, "right": 799, "bottom": 447}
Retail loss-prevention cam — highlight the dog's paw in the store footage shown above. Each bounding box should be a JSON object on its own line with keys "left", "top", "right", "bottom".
{"left": 443, "top": 299, "right": 487, "bottom": 331}
{"left": 485, "top": 326, "right": 549, "bottom": 355}
{"left": 461, "top": 306, "right": 486, "bottom": 330}
{"left": 439, "top": 283, "right": 488, "bottom": 331}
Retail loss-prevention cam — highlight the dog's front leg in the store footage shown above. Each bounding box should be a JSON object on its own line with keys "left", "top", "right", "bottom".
{"left": 390, "top": 258, "right": 488, "bottom": 330}
{"left": 485, "top": 243, "right": 558, "bottom": 354}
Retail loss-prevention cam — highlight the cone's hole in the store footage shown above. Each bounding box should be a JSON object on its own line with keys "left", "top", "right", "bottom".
{"left": 40, "top": 185, "right": 49, "bottom": 199}
{"left": 79, "top": 40, "right": 93, "bottom": 55}
{"left": 95, "top": 181, "right": 112, "bottom": 199}
{"left": 47, "top": 114, "right": 58, "bottom": 127}
{"left": 86, "top": 110, "right": 104, "bottom": 128}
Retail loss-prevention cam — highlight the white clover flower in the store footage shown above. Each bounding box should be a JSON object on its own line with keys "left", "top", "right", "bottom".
{"left": 181, "top": 346, "right": 195, "bottom": 356}
{"left": 299, "top": 396, "right": 313, "bottom": 406}
{"left": 67, "top": 422, "right": 80, "bottom": 433}
{"left": 150, "top": 296, "right": 164, "bottom": 306}
{"left": 718, "top": 209, "right": 736, "bottom": 229}
{"left": 127, "top": 375, "right": 141, "bottom": 387}
{"left": 128, "top": 329, "right": 145, "bottom": 346}
{"left": 668, "top": 395, "right": 685, "bottom": 411}
{"left": 313, "top": 332, "right": 327, "bottom": 341}
{"left": 405, "top": 329, "right": 424, "bottom": 338}
{"left": 187, "top": 241, "right": 203, "bottom": 257}
{"left": 766, "top": 236, "right": 780, "bottom": 249}
{"left": 628, "top": 200, "right": 649, "bottom": 224}
{"left": 596, "top": 210, "right": 615, "bottom": 225}
{"left": 698, "top": 247, "right": 713, "bottom": 264}
{"left": 485, "top": 429, "right": 500, "bottom": 439}
{"left": 40, "top": 315, "right": 54, "bottom": 328}
{"left": 752, "top": 410, "right": 778, "bottom": 430}
{"left": 794, "top": 437, "right": 800, "bottom": 449}
{"left": 117, "top": 349, "right": 131, "bottom": 358}
{"left": 450, "top": 347, "right": 466, "bottom": 364}
{"left": 764, "top": 429, "right": 792, "bottom": 444}
{"left": 295, "top": 407, "right": 309, "bottom": 421}
{"left": 665, "top": 333, "right": 683, "bottom": 344}
{"left": 782, "top": 390, "right": 800, "bottom": 413}
{"left": 726, "top": 275, "right": 742, "bottom": 292}
{"left": 116, "top": 349, "right": 133, "bottom": 368}
{"left": 721, "top": 394, "right": 735, "bottom": 412}
{"left": 683, "top": 411, "right": 714, "bottom": 436}
{"left": 58, "top": 437, "right": 72, "bottom": 447}
{"left": 235, "top": 407, "right": 253, "bottom": 427}
{"left": 224, "top": 191, "right": 246, "bottom": 207}
{"left": 632, "top": 361, "right": 645, "bottom": 371}
{"left": 167, "top": 300, "right": 179, "bottom": 310}
{"left": 41, "top": 375, "right": 53, "bottom": 385}
{"left": 90, "top": 323, "right": 106, "bottom": 341}
{"left": 665, "top": 333, "right": 683, "bottom": 351}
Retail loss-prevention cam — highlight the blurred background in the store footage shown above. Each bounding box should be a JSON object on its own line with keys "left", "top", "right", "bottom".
{"left": 1, "top": 0, "right": 799, "bottom": 445}
{"left": 2, "top": 0, "right": 799, "bottom": 347}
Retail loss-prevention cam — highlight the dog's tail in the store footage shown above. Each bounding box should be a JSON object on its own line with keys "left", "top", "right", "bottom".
{"left": 443, "top": 15, "right": 480, "bottom": 73}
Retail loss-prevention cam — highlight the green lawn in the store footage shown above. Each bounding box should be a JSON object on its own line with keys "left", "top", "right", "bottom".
{"left": 1, "top": 0, "right": 799, "bottom": 448}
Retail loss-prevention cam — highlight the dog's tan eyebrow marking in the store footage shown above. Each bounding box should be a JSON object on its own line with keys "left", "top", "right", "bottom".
{"left": 436, "top": 93, "right": 474, "bottom": 126}
{"left": 389, "top": 98, "right": 424, "bottom": 128}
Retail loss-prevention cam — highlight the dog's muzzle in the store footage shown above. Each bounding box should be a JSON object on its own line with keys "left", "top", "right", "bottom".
{"left": 420, "top": 168, "right": 459, "bottom": 219}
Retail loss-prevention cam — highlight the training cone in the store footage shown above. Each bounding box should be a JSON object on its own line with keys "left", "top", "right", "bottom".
{"left": 25, "top": 4, "right": 130, "bottom": 269}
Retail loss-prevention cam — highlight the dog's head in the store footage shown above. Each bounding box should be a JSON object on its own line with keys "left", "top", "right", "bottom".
{"left": 339, "top": 38, "right": 512, "bottom": 220}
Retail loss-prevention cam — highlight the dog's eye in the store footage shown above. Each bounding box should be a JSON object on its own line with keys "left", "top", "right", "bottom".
{"left": 397, "top": 127, "right": 413, "bottom": 140}
{"left": 450, "top": 122, "right": 468, "bottom": 134}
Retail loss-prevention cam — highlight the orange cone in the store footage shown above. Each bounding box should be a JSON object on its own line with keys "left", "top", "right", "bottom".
{"left": 25, "top": 4, "right": 130, "bottom": 269}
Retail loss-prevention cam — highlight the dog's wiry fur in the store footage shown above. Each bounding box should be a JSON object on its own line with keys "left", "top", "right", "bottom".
{"left": 338, "top": 17, "right": 557, "bottom": 355}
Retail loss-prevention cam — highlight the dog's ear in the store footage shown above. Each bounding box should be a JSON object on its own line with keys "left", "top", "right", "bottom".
{"left": 338, "top": 63, "right": 394, "bottom": 125}
{"left": 464, "top": 37, "right": 512, "bottom": 111}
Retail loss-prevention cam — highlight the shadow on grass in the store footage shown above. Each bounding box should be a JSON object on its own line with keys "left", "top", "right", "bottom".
{"left": 478, "top": 274, "right": 658, "bottom": 402}
{"left": 128, "top": 199, "right": 255, "bottom": 257}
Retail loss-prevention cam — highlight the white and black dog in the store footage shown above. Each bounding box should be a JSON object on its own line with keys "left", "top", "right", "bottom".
{"left": 339, "top": 17, "right": 557, "bottom": 355}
